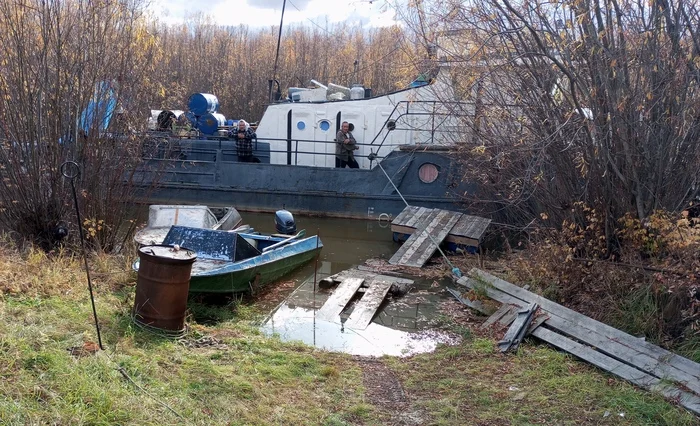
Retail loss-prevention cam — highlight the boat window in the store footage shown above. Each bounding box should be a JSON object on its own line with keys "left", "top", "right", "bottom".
{"left": 418, "top": 163, "right": 439, "bottom": 184}
{"left": 319, "top": 120, "right": 331, "bottom": 131}
{"left": 297, "top": 121, "right": 306, "bottom": 130}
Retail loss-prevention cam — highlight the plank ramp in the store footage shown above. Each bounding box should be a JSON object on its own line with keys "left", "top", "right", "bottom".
{"left": 389, "top": 209, "right": 462, "bottom": 267}
{"left": 345, "top": 278, "right": 393, "bottom": 330}
{"left": 392, "top": 206, "right": 491, "bottom": 248}
{"left": 316, "top": 277, "right": 364, "bottom": 322}
{"left": 456, "top": 268, "right": 700, "bottom": 415}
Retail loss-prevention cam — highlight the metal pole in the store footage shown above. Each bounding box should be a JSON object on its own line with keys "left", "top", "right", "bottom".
{"left": 61, "top": 161, "right": 104, "bottom": 350}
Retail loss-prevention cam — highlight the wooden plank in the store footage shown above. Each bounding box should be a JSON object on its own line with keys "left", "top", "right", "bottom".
{"left": 404, "top": 207, "right": 432, "bottom": 228}
{"left": 449, "top": 215, "right": 492, "bottom": 240}
{"left": 345, "top": 279, "right": 393, "bottom": 330}
{"left": 316, "top": 277, "right": 364, "bottom": 321}
{"left": 463, "top": 271, "right": 700, "bottom": 395}
{"left": 389, "top": 210, "right": 462, "bottom": 267}
{"left": 446, "top": 288, "right": 496, "bottom": 315}
{"left": 389, "top": 209, "right": 441, "bottom": 265}
{"left": 532, "top": 327, "right": 700, "bottom": 416}
{"left": 323, "top": 269, "right": 414, "bottom": 287}
{"left": 390, "top": 206, "right": 416, "bottom": 226}
{"left": 498, "top": 303, "right": 537, "bottom": 352}
{"left": 480, "top": 303, "right": 516, "bottom": 329}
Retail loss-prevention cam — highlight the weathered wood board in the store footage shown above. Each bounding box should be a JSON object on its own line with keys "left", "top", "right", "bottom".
{"left": 466, "top": 269, "right": 700, "bottom": 395}
{"left": 316, "top": 278, "right": 364, "bottom": 321}
{"left": 391, "top": 206, "right": 491, "bottom": 247}
{"left": 345, "top": 279, "right": 394, "bottom": 330}
{"left": 389, "top": 209, "right": 462, "bottom": 267}
{"left": 532, "top": 327, "right": 700, "bottom": 416}
{"left": 457, "top": 276, "right": 700, "bottom": 415}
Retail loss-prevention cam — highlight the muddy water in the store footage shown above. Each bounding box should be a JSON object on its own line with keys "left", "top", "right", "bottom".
{"left": 245, "top": 212, "right": 461, "bottom": 357}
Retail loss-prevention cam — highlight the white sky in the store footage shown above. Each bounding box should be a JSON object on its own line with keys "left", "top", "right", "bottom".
{"left": 148, "top": 0, "right": 400, "bottom": 28}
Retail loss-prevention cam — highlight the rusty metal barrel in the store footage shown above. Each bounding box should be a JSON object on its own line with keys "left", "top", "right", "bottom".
{"left": 133, "top": 245, "right": 197, "bottom": 334}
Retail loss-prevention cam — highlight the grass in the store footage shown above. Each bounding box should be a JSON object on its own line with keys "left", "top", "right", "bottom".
{"left": 0, "top": 244, "right": 698, "bottom": 425}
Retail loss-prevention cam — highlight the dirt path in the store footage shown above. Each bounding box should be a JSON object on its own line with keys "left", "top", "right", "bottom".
{"left": 355, "top": 357, "right": 426, "bottom": 426}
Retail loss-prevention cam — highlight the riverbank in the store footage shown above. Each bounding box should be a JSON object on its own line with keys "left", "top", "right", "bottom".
{"left": 0, "top": 243, "right": 697, "bottom": 425}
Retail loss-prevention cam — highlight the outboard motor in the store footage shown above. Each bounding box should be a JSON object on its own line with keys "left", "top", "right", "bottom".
{"left": 274, "top": 209, "right": 296, "bottom": 235}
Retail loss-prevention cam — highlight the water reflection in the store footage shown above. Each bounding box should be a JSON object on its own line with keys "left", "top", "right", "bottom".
{"left": 260, "top": 260, "right": 460, "bottom": 357}
{"left": 262, "top": 305, "right": 457, "bottom": 357}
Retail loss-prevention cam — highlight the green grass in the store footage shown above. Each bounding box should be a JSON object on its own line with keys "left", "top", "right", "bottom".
{"left": 0, "top": 248, "right": 697, "bottom": 425}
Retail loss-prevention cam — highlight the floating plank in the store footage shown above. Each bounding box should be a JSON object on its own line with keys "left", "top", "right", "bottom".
{"left": 345, "top": 279, "right": 394, "bottom": 330}
{"left": 467, "top": 269, "right": 700, "bottom": 395}
{"left": 532, "top": 327, "right": 700, "bottom": 416}
{"left": 456, "top": 277, "right": 700, "bottom": 415}
{"left": 316, "top": 278, "right": 364, "bottom": 321}
{"left": 389, "top": 209, "right": 462, "bottom": 267}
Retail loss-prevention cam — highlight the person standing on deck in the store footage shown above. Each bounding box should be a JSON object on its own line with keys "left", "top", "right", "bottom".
{"left": 233, "top": 119, "right": 260, "bottom": 163}
{"left": 335, "top": 121, "right": 359, "bottom": 168}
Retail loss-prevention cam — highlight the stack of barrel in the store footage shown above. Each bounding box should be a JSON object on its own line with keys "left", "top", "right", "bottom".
{"left": 188, "top": 93, "right": 226, "bottom": 135}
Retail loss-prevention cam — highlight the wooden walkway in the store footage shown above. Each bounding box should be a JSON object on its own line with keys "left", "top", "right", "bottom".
{"left": 391, "top": 206, "right": 491, "bottom": 249}
{"left": 388, "top": 208, "right": 462, "bottom": 267}
{"left": 317, "top": 269, "right": 413, "bottom": 329}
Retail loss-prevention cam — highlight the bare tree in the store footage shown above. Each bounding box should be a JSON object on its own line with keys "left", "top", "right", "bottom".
{"left": 0, "top": 0, "right": 157, "bottom": 251}
{"left": 400, "top": 0, "right": 700, "bottom": 247}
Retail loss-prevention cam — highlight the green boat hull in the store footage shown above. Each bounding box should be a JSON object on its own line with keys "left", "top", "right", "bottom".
{"left": 188, "top": 245, "right": 322, "bottom": 293}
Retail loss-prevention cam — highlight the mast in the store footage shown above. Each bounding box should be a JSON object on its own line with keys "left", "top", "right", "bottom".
{"left": 268, "top": 0, "right": 286, "bottom": 103}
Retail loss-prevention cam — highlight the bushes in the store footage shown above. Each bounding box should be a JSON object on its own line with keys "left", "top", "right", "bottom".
{"left": 510, "top": 206, "right": 699, "bottom": 355}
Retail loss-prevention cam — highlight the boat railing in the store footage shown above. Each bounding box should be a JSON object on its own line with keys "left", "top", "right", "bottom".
{"left": 369, "top": 100, "right": 474, "bottom": 153}
{"left": 142, "top": 135, "right": 402, "bottom": 168}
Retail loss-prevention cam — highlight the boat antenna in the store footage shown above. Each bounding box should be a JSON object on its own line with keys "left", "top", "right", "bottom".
{"left": 268, "top": 0, "right": 286, "bottom": 103}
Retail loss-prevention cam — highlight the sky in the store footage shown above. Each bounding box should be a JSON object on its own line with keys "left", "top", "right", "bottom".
{"left": 148, "top": 0, "right": 400, "bottom": 28}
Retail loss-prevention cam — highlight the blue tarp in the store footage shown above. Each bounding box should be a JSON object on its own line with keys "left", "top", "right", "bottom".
{"left": 79, "top": 81, "right": 117, "bottom": 135}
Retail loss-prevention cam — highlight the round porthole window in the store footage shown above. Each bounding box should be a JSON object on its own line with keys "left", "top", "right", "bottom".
{"left": 297, "top": 121, "right": 306, "bottom": 130}
{"left": 319, "top": 120, "right": 331, "bottom": 131}
{"left": 418, "top": 163, "right": 439, "bottom": 184}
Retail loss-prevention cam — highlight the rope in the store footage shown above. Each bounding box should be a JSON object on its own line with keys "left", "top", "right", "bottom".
{"left": 374, "top": 158, "right": 463, "bottom": 278}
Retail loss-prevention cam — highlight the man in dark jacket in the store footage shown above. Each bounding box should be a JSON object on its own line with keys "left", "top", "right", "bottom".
{"left": 335, "top": 121, "right": 359, "bottom": 168}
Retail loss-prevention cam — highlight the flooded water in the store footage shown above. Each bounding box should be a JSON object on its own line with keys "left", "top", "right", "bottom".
{"left": 243, "top": 212, "right": 461, "bottom": 357}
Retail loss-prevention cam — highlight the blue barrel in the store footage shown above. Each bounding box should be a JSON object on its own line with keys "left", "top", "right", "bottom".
{"left": 197, "top": 112, "right": 226, "bottom": 135}
{"left": 188, "top": 93, "right": 219, "bottom": 115}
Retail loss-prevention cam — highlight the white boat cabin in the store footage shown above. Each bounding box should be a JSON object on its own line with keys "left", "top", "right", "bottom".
{"left": 255, "top": 67, "right": 462, "bottom": 168}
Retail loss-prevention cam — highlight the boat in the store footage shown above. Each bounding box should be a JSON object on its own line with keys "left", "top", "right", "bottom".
{"left": 133, "top": 65, "right": 475, "bottom": 220}
{"left": 139, "top": 225, "right": 323, "bottom": 294}
{"left": 133, "top": 205, "right": 243, "bottom": 246}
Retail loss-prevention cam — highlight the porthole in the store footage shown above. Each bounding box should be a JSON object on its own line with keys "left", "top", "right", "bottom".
{"left": 418, "top": 163, "right": 439, "bottom": 184}
{"left": 348, "top": 122, "right": 355, "bottom": 131}
{"left": 386, "top": 120, "right": 396, "bottom": 131}
{"left": 319, "top": 120, "right": 331, "bottom": 131}
{"left": 297, "top": 121, "right": 306, "bottom": 130}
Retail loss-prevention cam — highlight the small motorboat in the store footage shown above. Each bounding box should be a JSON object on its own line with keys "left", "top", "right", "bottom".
{"left": 134, "top": 225, "right": 322, "bottom": 294}
{"left": 133, "top": 205, "right": 243, "bottom": 246}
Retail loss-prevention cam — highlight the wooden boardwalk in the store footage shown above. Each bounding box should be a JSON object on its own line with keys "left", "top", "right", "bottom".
{"left": 316, "top": 268, "right": 414, "bottom": 329}
{"left": 391, "top": 206, "right": 491, "bottom": 248}
{"left": 388, "top": 208, "right": 462, "bottom": 267}
{"left": 345, "top": 278, "right": 393, "bottom": 330}
{"left": 315, "top": 278, "right": 364, "bottom": 321}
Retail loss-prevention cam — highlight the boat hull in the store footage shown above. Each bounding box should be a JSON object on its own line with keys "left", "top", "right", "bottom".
{"left": 188, "top": 236, "right": 322, "bottom": 293}
{"left": 133, "top": 148, "right": 474, "bottom": 220}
